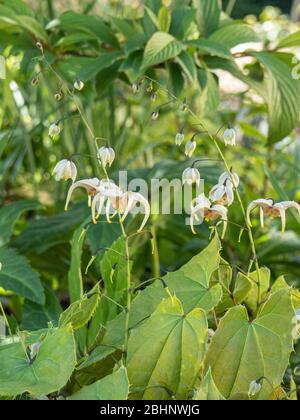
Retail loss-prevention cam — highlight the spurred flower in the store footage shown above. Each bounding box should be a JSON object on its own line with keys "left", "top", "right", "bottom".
{"left": 52, "top": 159, "right": 77, "bottom": 182}
{"left": 190, "top": 194, "right": 228, "bottom": 239}
{"left": 209, "top": 179, "right": 234, "bottom": 206}
{"left": 219, "top": 170, "right": 240, "bottom": 188}
{"left": 65, "top": 178, "right": 102, "bottom": 210}
{"left": 185, "top": 139, "right": 196, "bottom": 158}
{"left": 247, "top": 199, "right": 300, "bottom": 233}
{"left": 98, "top": 146, "right": 115, "bottom": 168}
{"left": 182, "top": 167, "right": 201, "bottom": 187}
{"left": 49, "top": 122, "right": 61, "bottom": 138}
{"left": 224, "top": 128, "right": 236, "bottom": 146}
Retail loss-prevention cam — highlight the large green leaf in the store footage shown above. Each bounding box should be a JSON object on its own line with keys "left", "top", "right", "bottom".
{"left": 205, "top": 289, "right": 295, "bottom": 400}
{"left": 170, "top": 6, "right": 196, "bottom": 40}
{"left": 277, "top": 31, "right": 300, "bottom": 49}
{"left": 192, "top": 0, "right": 221, "bottom": 37}
{"left": 59, "top": 11, "right": 119, "bottom": 48}
{"left": 252, "top": 52, "right": 300, "bottom": 143}
{"left": 59, "top": 284, "right": 100, "bottom": 330}
{"left": 0, "top": 200, "right": 41, "bottom": 247}
{"left": 208, "top": 23, "right": 260, "bottom": 48}
{"left": 197, "top": 68, "right": 220, "bottom": 116}
{"left": 102, "top": 235, "right": 222, "bottom": 348}
{"left": 158, "top": 6, "right": 171, "bottom": 33}
{"left": 193, "top": 368, "right": 225, "bottom": 400}
{"left": 0, "top": 247, "right": 44, "bottom": 304}
{"left": 0, "top": 325, "right": 76, "bottom": 397}
{"left": 22, "top": 287, "right": 62, "bottom": 331}
{"left": 68, "top": 366, "right": 129, "bottom": 400}
{"left": 128, "top": 296, "right": 208, "bottom": 400}
{"left": 142, "top": 32, "right": 183, "bottom": 68}
{"left": 186, "top": 39, "right": 232, "bottom": 60}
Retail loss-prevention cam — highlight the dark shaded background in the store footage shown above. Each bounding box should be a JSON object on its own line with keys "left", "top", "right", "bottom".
{"left": 224, "top": 0, "right": 293, "bottom": 17}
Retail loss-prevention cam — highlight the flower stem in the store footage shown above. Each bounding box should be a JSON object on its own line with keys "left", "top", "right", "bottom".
{"left": 119, "top": 216, "right": 132, "bottom": 364}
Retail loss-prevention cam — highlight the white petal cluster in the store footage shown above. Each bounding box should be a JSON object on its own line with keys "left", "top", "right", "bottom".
{"left": 65, "top": 178, "right": 150, "bottom": 233}
{"left": 175, "top": 132, "right": 184, "bottom": 146}
{"left": 74, "top": 79, "right": 84, "bottom": 91}
{"left": 224, "top": 128, "right": 236, "bottom": 146}
{"left": 248, "top": 380, "right": 262, "bottom": 398}
{"left": 209, "top": 170, "right": 239, "bottom": 207}
{"left": 247, "top": 199, "right": 300, "bottom": 233}
{"left": 98, "top": 146, "right": 115, "bottom": 168}
{"left": 185, "top": 139, "right": 196, "bottom": 158}
{"left": 49, "top": 122, "right": 61, "bottom": 138}
{"left": 182, "top": 167, "right": 201, "bottom": 187}
{"left": 52, "top": 159, "right": 77, "bottom": 182}
{"left": 190, "top": 193, "right": 228, "bottom": 239}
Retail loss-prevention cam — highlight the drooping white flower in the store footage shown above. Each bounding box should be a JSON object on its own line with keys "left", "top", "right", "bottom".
{"left": 74, "top": 79, "right": 84, "bottom": 91}
{"left": 247, "top": 199, "right": 300, "bottom": 233}
{"left": 98, "top": 146, "right": 115, "bottom": 168}
{"left": 185, "top": 139, "right": 196, "bottom": 158}
{"left": 224, "top": 128, "right": 236, "bottom": 146}
{"left": 175, "top": 132, "right": 185, "bottom": 146}
{"left": 151, "top": 111, "right": 159, "bottom": 120}
{"left": 65, "top": 178, "right": 102, "bottom": 210}
{"left": 91, "top": 185, "right": 150, "bottom": 232}
{"left": 218, "top": 170, "right": 240, "bottom": 188}
{"left": 132, "top": 83, "right": 140, "bottom": 94}
{"left": 49, "top": 122, "right": 61, "bottom": 138}
{"left": 209, "top": 179, "right": 234, "bottom": 206}
{"left": 29, "top": 342, "right": 41, "bottom": 360}
{"left": 248, "top": 380, "right": 261, "bottom": 398}
{"left": 190, "top": 194, "right": 228, "bottom": 239}
{"left": 52, "top": 159, "right": 77, "bottom": 182}
{"left": 182, "top": 167, "right": 201, "bottom": 187}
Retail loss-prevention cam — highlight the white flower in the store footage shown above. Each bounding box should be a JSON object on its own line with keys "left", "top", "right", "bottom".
{"left": 185, "top": 139, "right": 196, "bottom": 158}
{"left": 74, "top": 79, "right": 84, "bottom": 91}
{"left": 151, "top": 111, "right": 159, "bottom": 120}
{"left": 209, "top": 179, "right": 234, "bottom": 206}
{"left": 182, "top": 167, "right": 201, "bottom": 187}
{"left": 29, "top": 342, "right": 41, "bottom": 360}
{"left": 98, "top": 146, "right": 115, "bottom": 168}
{"left": 175, "top": 132, "right": 184, "bottom": 146}
{"left": 132, "top": 83, "right": 140, "bottom": 94}
{"left": 248, "top": 380, "right": 261, "bottom": 398}
{"left": 247, "top": 199, "right": 300, "bottom": 233}
{"left": 190, "top": 194, "right": 228, "bottom": 239}
{"left": 52, "top": 159, "right": 77, "bottom": 182}
{"left": 49, "top": 122, "right": 61, "bottom": 138}
{"left": 224, "top": 128, "right": 236, "bottom": 146}
{"left": 91, "top": 185, "right": 150, "bottom": 232}
{"left": 218, "top": 170, "right": 240, "bottom": 188}
{"left": 65, "top": 178, "right": 102, "bottom": 210}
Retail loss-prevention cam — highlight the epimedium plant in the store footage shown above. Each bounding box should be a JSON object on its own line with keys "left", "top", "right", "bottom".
{"left": 0, "top": 0, "right": 300, "bottom": 401}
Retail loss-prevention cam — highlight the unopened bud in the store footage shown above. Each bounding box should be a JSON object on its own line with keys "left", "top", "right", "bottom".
{"left": 151, "top": 110, "right": 159, "bottom": 121}
{"left": 74, "top": 79, "right": 84, "bottom": 91}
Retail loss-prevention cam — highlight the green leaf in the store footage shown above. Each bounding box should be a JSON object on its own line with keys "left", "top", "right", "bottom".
{"left": 186, "top": 39, "right": 232, "bottom": 60}
{"left": 277, "top": 31, "right": 300, "bottom": 49}
{"left": 22, "top": 287, "right": 62, "bottom": 331}
{"left": 0, "top": 247, "right": 45, "bottom": 305}
{"left": 68, "top": 222, "right": 88, "bottom": 303}
{"left": 176, "top": 50, "right": 197, "bottom": 83}
{"left": 168, "top": 62, "right": 185, "bottom": 97}
{"left": 68, "top": 366, "right": 129, "bottom": 400}
{"left": 128, "top": 296, "right": 208, "bottom": 400}
{"left": 2, "top": 0, "right": 34, "bottom": 16}
{"left": 0, "top": 200, "right": 41, "bottom": 247}
{"left": 102, "top": 235, "right": 222, "bottom": 348}
{"left": 0, "top": 325, "right": 76, "bottom": 397}
{"left": 158, "top": 6, "right": 171, "bottom": 33}
{"left": 197, "top": 68, "right": 220, "bottom": 117}
{"left": 252, "top": 52, "right": 300, "bottom": 143}
{"left": 193, "top": 368, "right": 225, "bottom": 400}
{"left": 59, "top": 11, "right": 119, "bottom": 48}
{"left": 241, "top": 267, "right": 271, "bottom": 315}
{"left": 170, "top": 6, "right": 196, "bottom": 40}
{"left": 143, "top": 32, "right": 183, "bottom": 68}
{"left": 205, "top": 289, "right": 295, "bottom": 400}
{"left": 192, "top": 0, "right": 221, "bottom": 37}
{"left": 208, "top": 23, "right": 260, "bottom": 48}
{"left": 59, "top": 284, "right": 100, "bottom": 330}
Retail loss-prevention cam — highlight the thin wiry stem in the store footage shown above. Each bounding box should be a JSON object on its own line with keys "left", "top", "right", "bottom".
{"left": 144, "top": 75, "right": 263, "bottom": 311}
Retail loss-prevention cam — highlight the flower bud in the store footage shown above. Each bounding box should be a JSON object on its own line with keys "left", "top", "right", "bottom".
{"left": 185, "top": 139, "right": 196, "bottom": 158}
{"left": 36, "top": 42, "right": 43, "bottom": 52}
{"left": 52, "top": 159, "right": 77, "bottom": 182}
{"left": 151, "top": 110, "right": 159, "bottom": 120}
{"left": 74, "top": 79, "right": 84, "bottom": 91}
{"left": 182, "top": 167, "right": 201, "bottom": 186}
{"left": 98, "top": 146, "right": 115, "bottom": 168}
{"left": 49, "top": 122, "right": 61, "bottom": 138}
{"left": 175, "top": 132, "right": 184, "bottom": 146}
{"left": 132, "top": 83, "right": 140, "bottom": 94}
{"left": 248, "top": 380, "right": 262, "bottom": 398}
{"left": 224, "top": 128, "right": 236, "bottom": 146}
{"left": 151, "top": 92, "right": 158, "bottom": 102}
{"left": 54, "top": 92, "right": 63, "bottom": 102}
